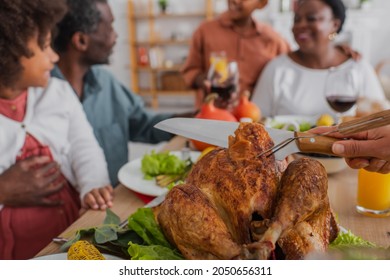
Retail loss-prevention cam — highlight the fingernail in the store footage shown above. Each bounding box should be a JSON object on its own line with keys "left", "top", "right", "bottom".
{"left": 357, "top": 161, "right": 369, "bottom": 168}
{"left": 332, "top": 143, "right": 345, "bottom": 155}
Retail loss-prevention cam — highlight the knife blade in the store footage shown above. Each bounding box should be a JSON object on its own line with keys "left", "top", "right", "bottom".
{"left": 154, "top": 118, "right": 339, "bottom": 160}
{"left": 144, "top": 193, "right": 167, "bottom": 208}
{"left": 117, "top": 193, "right": 167, "bottom": 229}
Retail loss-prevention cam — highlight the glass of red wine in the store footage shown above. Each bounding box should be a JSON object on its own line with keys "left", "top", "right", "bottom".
{"left": 324, "top": 65, "right": 359, "bottom": 123}
{"left": 207, "top": 52, "right": 239, "bottom": 109}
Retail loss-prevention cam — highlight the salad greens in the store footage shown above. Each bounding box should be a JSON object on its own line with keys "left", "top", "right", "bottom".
{"left": 60, "top": 208, "right": 183, "bottom": 260}
{"left": 128, "top": 207, "right": 172, "bottom": 248}
{"left": 128, "top": 242, "right": 183, "bottom": 260}
{"left": 141, "top": 150, "right": 194, "bottom": 187}
{"left": 59, "top": 209, "right": 143, "bottom": 258}
{"left": 298, "top": 122, "right": 313, "bottom": 132}
{"left": 328, "top": 230, "right": 390, "bottom": 260}
{"left": 269, "top": 120, "right": 313, "bottom": 132}
{"left": 329, "top": 230, "right": 376, "bottom": 249}
{"left": 127, "top": 207, "right": 184, "bottom": 260}
{"left": 141, "top": 150, "right": 192, "bottom": 179}
{"left": 62, "top": 208, "right": 388, "bottom": 260}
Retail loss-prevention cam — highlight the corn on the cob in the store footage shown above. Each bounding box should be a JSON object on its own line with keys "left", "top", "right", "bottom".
{"left": 67, "top": 240, "right": 105, "bottom": 260}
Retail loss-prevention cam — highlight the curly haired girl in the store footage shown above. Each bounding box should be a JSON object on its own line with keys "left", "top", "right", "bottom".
{"left": 0, "top": 0, "right": 113, "bottom": 259}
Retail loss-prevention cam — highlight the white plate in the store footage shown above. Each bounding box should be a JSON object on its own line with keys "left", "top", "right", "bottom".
{"left": 32, "top": 253, "right": 122, "bottom": 260}
{"left": 265, "top": 115, "right": 316, "bottom": 131}
{"left": 118, "top": 151, "right": 200, "bottom": 197}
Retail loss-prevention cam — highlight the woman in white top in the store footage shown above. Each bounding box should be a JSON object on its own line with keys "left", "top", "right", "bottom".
{"left": 252, "top": 0, "right": 386, "bottom": 118}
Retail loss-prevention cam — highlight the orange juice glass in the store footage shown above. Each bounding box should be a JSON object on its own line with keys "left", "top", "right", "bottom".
{"left": 356, "top": 169, "right": 390, "bottom": 217}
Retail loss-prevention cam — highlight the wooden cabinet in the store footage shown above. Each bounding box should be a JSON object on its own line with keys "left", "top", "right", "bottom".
{"left": 128, "top": 0, "right": 215, "bottom": 109}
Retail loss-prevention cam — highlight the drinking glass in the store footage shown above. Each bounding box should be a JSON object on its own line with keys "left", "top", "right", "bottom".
{"left": 356, "top": 169, "right": 390, "bottom": 217}
{"left": 324, "top": 65, "right": 359, "bottom": 123}
{"left": 207, "top": 52, "right": 239, "bottom": 105}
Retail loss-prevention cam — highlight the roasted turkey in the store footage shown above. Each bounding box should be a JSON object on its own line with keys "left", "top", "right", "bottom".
{"left": 153, "top": 122, "right": 339, "bottom": 259}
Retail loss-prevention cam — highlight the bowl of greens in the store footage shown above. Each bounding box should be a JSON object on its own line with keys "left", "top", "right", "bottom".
{"left": 264, "top": 115, "right": 316, "bottom": 132}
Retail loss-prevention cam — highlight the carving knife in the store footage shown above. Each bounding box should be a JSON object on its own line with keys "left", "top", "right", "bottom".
{"left": 154, "top": 110, "right": 390, "bottom": 160}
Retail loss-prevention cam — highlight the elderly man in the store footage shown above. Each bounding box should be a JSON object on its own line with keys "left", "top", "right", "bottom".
{"left": 52, "top": 0, "right": 194, "bottom": 185}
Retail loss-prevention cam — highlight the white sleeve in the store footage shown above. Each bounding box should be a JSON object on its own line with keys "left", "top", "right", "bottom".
{"left": 359, "top": 60, "right": 386, "bottom": 101}
{"left": 64, "top": 83, "right": 110, "bottom": 200}
{"left": 251, "top": 61, "right": 277, "bottom": 118}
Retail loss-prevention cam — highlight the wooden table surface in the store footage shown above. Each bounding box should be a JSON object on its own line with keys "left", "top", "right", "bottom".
{"left": 36, "top": 136, "right": 390, "bottom": 257}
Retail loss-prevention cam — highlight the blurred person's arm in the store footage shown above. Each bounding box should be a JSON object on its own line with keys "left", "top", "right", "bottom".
{"left": 336, "top": 44, "right": 361, "bottom": 61}
{"left": 181, "top": 27, "right": 208, "bottom": 91}
{"left": 0, "top": 157, "right": 65, "bottom": 208}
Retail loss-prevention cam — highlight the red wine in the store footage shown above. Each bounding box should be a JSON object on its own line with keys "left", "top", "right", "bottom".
{"left": 326, "top": 95, "right": 357, "bottom": 113}
{"left": 210, "top": 85, "right": 236, "bottom": 100}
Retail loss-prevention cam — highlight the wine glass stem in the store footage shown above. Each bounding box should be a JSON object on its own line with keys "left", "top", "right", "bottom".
{"left": 336, "top": 112, "right": 343, "bottom": 124}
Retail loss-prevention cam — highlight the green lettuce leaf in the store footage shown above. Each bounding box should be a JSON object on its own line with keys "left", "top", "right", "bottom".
{"left": 330, "top": 230, "right": 376, "bottom": 249}
{"left": 327, "top": 230, "right": 390, "bottom": 259}
{"left": 141, "top": 150, "right": 188, "bottom": 179}
{"left": 127, "top": 208, "right": 185, "bottom": 260}
{"left": 328, "top": 230, "right": 390, "bottom": 259}
{"left": 128, "top": 242, "right": 183, "bottom": 260}
{"left": 127, "top": 207, "right": 172, "bottom": 248}
{"left": 141, "top": 151, "right": 161, "bottom": 179}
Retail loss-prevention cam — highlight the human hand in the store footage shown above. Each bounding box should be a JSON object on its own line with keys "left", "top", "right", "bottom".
{"left": 203, "top": 79, "right": 211, "bottom": 94}
{"left": 0, "top": 156, "right": 65, "bottom": 207}
{"left": 213, "top": 91, "right": 238, "bottom": 112}
{"left": 195, "top": 74, "right": 238, "bottom": 111}
{"left": 309, "top": 126, "right": 390, "bottom": 174}
{"left": 193, "top": 73, "right": 210, "bottom": 96}
{"left": 82, "top": 185, "right": 114, "bottom": 211}
{"left": 336, "top": 44, "right": 361, "bottom": 61}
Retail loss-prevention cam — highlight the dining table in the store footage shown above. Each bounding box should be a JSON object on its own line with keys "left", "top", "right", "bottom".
{"left": 35, "top": 136, "right": 390, "bottom": 258}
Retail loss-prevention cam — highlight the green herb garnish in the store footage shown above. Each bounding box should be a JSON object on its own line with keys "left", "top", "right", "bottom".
{"left": 330, "top": 230, "right": 376, "bottom": 249}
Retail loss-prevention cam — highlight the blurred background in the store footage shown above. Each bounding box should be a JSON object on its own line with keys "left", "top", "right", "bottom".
{"left": 105, "top": 0, "right": 390, "bottom": 158}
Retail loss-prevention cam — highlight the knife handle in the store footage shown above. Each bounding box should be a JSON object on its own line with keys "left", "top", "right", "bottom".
{"left": 338, "top": 109, "right": 390, "bottom": 135}
{"left": 295, "top": 132, "right": 338, "bottom": 156}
